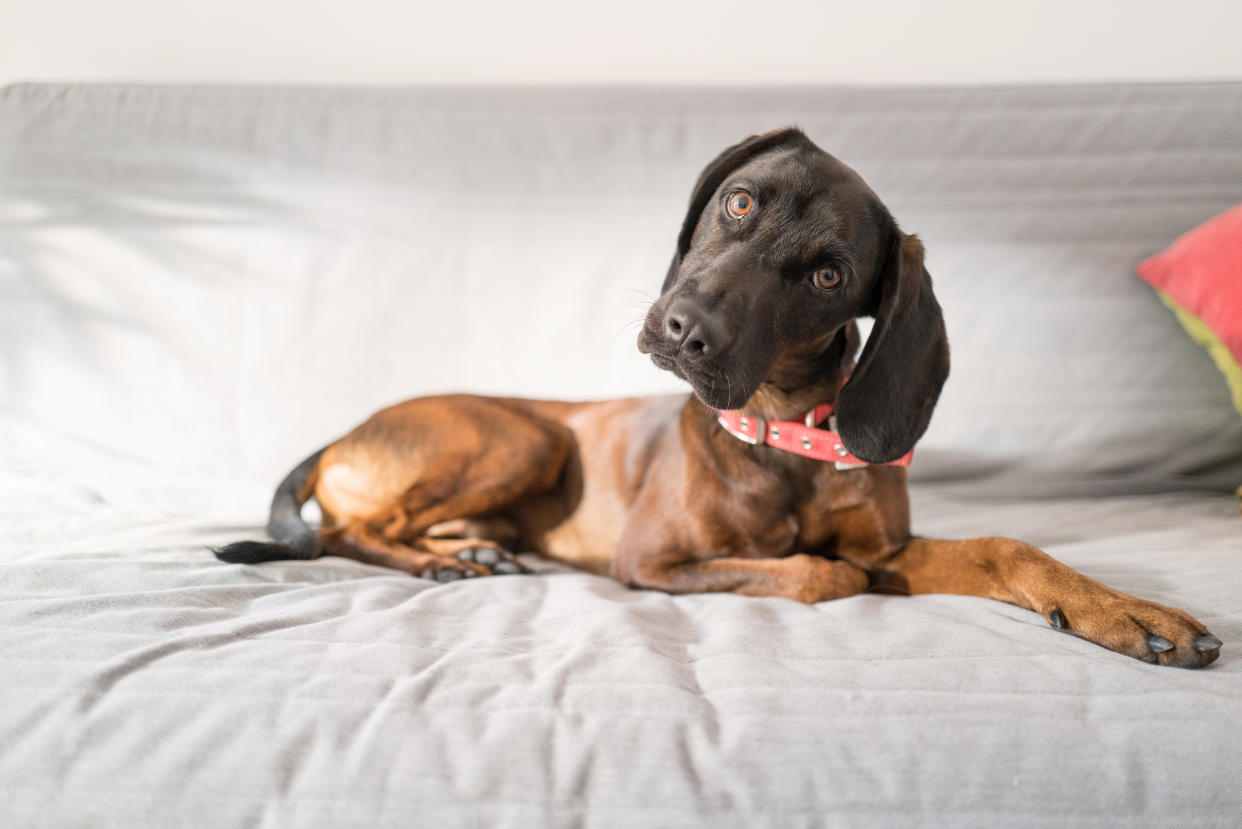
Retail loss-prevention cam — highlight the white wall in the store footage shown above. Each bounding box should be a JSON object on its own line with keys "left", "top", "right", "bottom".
{"left": 3, "top": 0, "right": 1241, "bottom": 86}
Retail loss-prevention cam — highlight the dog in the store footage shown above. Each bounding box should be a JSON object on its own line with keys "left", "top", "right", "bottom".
{"left": 216, "top": 128, "right": 1221, "bottom": 668}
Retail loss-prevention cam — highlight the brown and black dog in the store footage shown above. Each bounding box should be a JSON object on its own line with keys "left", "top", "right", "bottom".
{"left": 217, "top": 128, "right": 1221, "bottom": 668}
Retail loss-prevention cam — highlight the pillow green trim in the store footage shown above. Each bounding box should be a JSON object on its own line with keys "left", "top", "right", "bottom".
{"left": 1156, "top": 289, "right": 1242, "bottom": 418}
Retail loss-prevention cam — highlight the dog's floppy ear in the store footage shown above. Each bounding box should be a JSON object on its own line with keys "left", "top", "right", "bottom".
{"left": 661, "top": 128, "right": 807, "bottom": 294}
{"left": 835, "top": 233, "right": 950, "bottom": 464}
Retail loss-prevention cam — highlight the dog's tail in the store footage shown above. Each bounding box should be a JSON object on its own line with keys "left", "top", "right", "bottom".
{"left": 213, "top": 448, "right": 327, "bottom": 563}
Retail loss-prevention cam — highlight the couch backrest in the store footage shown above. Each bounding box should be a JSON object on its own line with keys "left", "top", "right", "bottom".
{"left": 3, "top": 83, "right": 1241, "bottom": 494}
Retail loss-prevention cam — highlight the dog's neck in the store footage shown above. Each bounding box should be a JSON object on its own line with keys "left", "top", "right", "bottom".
{"left": 739, "top": 325, "right": 857, "bottom": 422}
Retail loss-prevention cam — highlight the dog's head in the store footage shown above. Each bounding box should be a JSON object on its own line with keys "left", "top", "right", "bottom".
{"left": 638, "top": 128, "right": 949, "bottom": 464}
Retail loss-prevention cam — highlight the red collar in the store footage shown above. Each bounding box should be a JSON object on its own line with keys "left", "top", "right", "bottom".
{"left": 716, "top": 403, "right": 913, "bottom": 468}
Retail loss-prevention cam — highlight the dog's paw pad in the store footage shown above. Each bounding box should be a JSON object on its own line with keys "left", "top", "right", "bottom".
{"left": 457, "top": 546, "right": 529, "bottom": 574}
{"left": 417, "top": 564, "right": 477, "bottom": 582}
{"left": 457, "top": 546, "right": 501, "bottom": 566}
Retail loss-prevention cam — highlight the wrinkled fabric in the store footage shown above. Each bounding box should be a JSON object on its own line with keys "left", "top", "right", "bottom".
{"left": 1, "top": 482, "right": 1240, "bottom": 827}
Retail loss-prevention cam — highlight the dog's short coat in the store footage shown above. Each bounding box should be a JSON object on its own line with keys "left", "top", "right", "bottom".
{"left": 217, "top": 128, "right": 1221, "bottom": 667}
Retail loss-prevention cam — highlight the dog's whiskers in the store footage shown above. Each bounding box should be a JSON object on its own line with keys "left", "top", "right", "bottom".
{"left": 611, "top": 315, "right": 650, "bottom": 343}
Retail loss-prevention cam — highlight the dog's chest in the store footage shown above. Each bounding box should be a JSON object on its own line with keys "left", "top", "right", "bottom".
{"left": 784, "top": 466, "right": 876, "bottom": 557}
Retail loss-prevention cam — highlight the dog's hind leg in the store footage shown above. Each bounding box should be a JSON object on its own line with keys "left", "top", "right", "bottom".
{"left": 313, "top": 398, "right": 574, "bottom": 578}
{"left": 321, "top": 522, "right": 527, "bottom": 581}
{"left": 325, "top": 464, "right": 559, "bottom": 579}
{"left": 424, "top": 517, "right": 521, "bottom": 545}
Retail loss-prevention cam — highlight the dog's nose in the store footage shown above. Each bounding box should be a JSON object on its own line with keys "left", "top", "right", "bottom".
{"left": 664, "top": 298, "right": 721, "bottom": 360}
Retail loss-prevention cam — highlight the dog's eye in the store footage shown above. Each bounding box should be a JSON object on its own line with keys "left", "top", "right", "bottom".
{"left": 812, "top": 267, "right": 842, "bottom": 291}
{"left": 726, "top": 191, "right": 755, "bottom": 219}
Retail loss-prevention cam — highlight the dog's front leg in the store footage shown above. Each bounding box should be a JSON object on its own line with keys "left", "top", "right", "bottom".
{"left": 871, "top": 537, "right": 1222, "bottom": 667}
{"left": 615, "top": 550, "right": 869, "bottom": 603}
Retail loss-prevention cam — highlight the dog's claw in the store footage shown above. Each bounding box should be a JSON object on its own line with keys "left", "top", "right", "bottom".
{"left": 436, "top": 569, "right": 463, "bottom": 583}
{"left": 1194, "top": 634, "right": 1222, "bottom": 653}
{"left": 1146, "top": 634, "right": 1174, "bottom": 654}
{"left": 1049, "top": 609, "right": 1067, "bottom": 630}
{"left": 493, "top": 559, "right": 527, "bottom": 575}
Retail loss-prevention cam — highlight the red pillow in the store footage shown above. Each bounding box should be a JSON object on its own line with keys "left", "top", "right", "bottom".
{"left": 1136, "top": 203, "right": 1242, "bottom": 418}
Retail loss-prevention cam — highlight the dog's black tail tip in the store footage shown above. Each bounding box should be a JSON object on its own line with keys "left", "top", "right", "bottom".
{"left": 213, "top": 540, "right": 297, "bottom": 564}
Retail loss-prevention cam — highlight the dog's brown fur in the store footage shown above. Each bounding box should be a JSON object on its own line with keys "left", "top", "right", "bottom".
{"left": 217, "top": 129, "right": 1221, "bottom": 668}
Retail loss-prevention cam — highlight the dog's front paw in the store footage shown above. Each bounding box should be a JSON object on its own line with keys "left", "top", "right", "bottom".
{"left": 1045, "top": 591, "right": 1221, "bottom": 668}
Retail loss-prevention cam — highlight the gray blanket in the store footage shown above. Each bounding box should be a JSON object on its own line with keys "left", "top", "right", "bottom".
{"left": 2, "top": 486, "right": 1239, "bottom": 827}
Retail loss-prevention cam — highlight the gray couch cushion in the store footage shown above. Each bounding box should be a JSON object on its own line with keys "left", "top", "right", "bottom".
{"left": 2, "top": 83, "right": 1241, "bottom": 494}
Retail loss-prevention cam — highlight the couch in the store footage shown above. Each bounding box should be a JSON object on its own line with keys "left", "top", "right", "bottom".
{"left": 2, "top": 82, "right": 1241, "bottom": 827}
